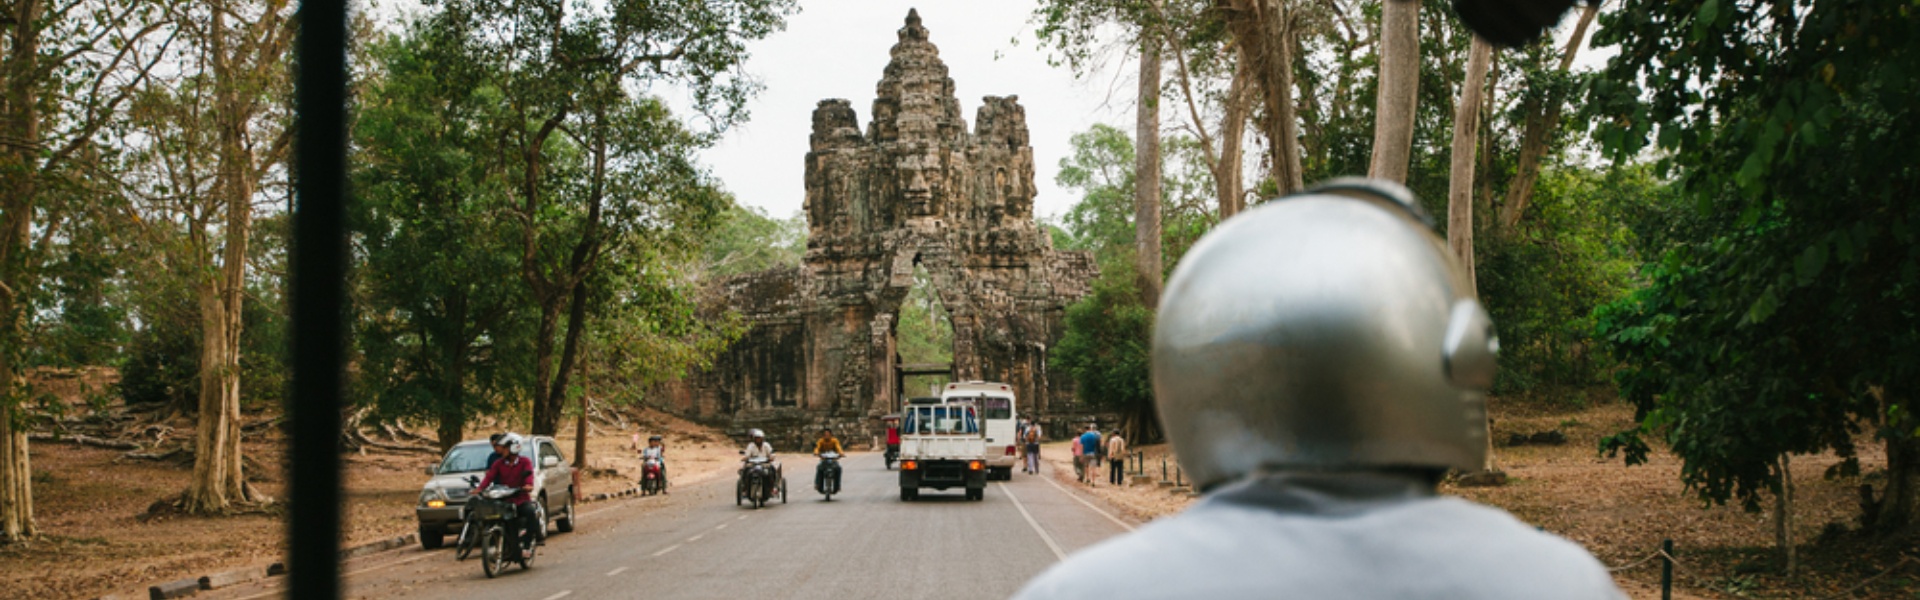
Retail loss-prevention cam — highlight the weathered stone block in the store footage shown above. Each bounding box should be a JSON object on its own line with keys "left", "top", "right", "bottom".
{"left": 198, "top": 568, "right": 258, "bottom": 590}
{"left": 149, "top": 579, "right": 198, "bottom": 600}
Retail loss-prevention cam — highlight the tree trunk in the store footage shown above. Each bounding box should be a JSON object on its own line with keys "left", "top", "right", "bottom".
{"left": 1498, "top": 2, "right": 1597, "bottom": 232}
{"left": 574, "top": 334, "right": 590, "bottom": 469}
{"left": 1134, "top": 37, "right": 1163, "bottom": 308}
{"left": 1877, "top": 427, "right": 1920, "bottom": 532}
{"left": 1368, "top": 0, "right": 1421, "bottom": 183}
{"left": 1217, "top": 58, "right": 1253, "bottom": 218}
{"left": 184, "top": 6, "right": 265, "bottom": 514}
{"left": 1447, "top": 36, "right": 1492, "bottom": 293}
{"left": 542, "top": 280, "right": 591, "bottom": 435}
{"left": 435, "top": 296, "right": 470, "bottom": 453}
{"left": 1223, "top": 0, "right": 1305, "bottom": 194}
{"left": 0, "top": 0, "right": 44, "bottom": 545}
{"left": 531, "top": 304, "right": 563, "bottom": 435}
{"left": 1475, "top": 49, "right": 1501, "bottom": 230}
{"left": 1775, "top": 453, "right": 1796, "bottom": 574}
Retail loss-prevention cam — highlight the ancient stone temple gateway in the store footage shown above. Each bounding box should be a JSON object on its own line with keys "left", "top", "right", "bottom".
{"left": 650, "top": 10, "right": 1096, "bottom": 446}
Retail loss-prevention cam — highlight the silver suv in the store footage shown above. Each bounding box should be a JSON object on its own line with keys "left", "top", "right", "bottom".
{"left": 416, "top": 436, "right": 577, "bottom": 549}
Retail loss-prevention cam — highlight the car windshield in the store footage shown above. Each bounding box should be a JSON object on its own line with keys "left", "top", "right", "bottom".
{"left": 903, "top": 405, "right": 978, "bottom": 434}
{"left": 437, "top": 445, "right": 492, "bottom": 474}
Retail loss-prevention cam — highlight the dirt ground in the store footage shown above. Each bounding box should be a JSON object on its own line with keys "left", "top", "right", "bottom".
{"left": 0, "top": 396, "right": 746, "bottom": 600}
{"left": 1040, "top": 401, "right": 1918, "bottom": 599}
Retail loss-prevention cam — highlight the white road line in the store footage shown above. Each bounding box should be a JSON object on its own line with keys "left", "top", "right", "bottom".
{"left": 1038, "top": 472, "right": 1138, "bottom": 532}
{"left": 687, "top": 533, "right": 704, "bottom": 542}
{"left": 652, "top": 543, "right": 682, "bottom": 557}
{"left": 737, "top": 514, "right": 749, "bottom": 520}
{"left": 998, "top": 482, "right": 1066, "bottom": 561}
{"left": 715, "top": 523, "right": 728, "bottom": 530}
{"left": 606, "top": 566, "right": 629, "bottom": 576}
{"left": 541, "top": 591, "right": 572, "bottom": 600}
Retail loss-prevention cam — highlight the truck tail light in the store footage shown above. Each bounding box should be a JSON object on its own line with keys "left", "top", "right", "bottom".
{"left": 1005, "top": 445, "right": 1016, "bottom": 456}
{"left": 968, "top": 460, "right": 984, "bottom": 471}
{"left": 902, "top": 460, "right": 918, "bottom": 471}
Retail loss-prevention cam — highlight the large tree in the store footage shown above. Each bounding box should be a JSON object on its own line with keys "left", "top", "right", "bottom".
{"left": 354, "top": 23, "right": 529, "bottom": 452}
{"left": 1, "top": 0, "right": 168, "bottom": 541}
{"left": 1591, "top": 0, "right": 1920, "bottom": 533}
{"left": 432, "top": 0, "right": 792, "bottom": 436}
{"left": 118, "top": 0, "right": 292, "bottom": 513}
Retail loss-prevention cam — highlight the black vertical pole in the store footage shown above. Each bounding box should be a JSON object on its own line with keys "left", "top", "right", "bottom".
{"left": 289, "top": 1, "right": 348, "bottom": 598}
{"left": 1660, "top": 539, "right": 1673, "bottom": 600}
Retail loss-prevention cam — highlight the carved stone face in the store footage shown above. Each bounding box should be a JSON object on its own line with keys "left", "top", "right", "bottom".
{"left": 898, "top": 150, "right": 937, "bottom": 217}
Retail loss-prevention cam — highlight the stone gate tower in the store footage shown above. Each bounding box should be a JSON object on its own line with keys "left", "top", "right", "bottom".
{"left": 651, "top": 10, "right": 1096, "bottom": 444}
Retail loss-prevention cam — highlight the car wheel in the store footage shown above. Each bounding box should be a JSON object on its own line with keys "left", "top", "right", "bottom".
{"left": 554, "top": 495, "right": 575, "bottom": 533}
{"left": 420, "top": 526, "right": 444, "bottom": 550}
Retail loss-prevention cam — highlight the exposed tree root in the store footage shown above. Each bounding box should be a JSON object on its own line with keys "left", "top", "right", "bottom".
{"left": 28, "top": 432, "right": 141, "bottom": 451}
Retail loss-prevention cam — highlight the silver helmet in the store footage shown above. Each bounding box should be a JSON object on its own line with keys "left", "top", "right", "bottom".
{"left": 498, "top": 432, "right": 525, "bottom": 454}
{"left": 1153, "top": 178, "right": 1497, "bottom": 490}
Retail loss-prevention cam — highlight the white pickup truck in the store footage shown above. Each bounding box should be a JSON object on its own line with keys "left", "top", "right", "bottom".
{"left": 897, "top": 396, "right": 988, "bottom": 501}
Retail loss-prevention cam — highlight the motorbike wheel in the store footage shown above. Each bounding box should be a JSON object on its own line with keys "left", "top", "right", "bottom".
{"left": 481, "top": 526, "right": 506, "bottom": 579}
{"left": 454, "top": 519, "right": 476, "bottom": 561}
{"left": 780, "top": 478, "right": 788, "bottom": 504}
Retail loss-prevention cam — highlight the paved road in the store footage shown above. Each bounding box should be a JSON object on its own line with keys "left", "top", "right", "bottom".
{"left": 209, "top": 452, "right": 1136, "bottom": 600}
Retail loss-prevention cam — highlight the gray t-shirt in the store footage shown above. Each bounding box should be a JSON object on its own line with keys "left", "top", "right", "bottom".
{"left": 1014, "top": 471, "right": 1624, "bottom": 600}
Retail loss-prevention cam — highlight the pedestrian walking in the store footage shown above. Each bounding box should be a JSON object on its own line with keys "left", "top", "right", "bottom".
{"left": 1107, "top": 431, "right": 1127, "bottom": 486}
{"left": 1078, "top": 425, "right": 1102, "bottom": 485}
{"left": 1070, "top": 434, "right": 1084, "bottom": 481}
{"left": 1023, "top": 419, "right": 1043, "bottom": 474}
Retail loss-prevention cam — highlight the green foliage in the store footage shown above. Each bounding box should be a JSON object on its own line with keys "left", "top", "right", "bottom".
{"left": 1587, "top": 0, "right": 1920, "bottom": 518}
{"left": 1476, "top": 166, "right": 1660, "bottom": 396}
{"left": 1053, "top": 124, "right": 1216, "bottom": 270}
{"left": 1049, "top": 252, "right": 1155, "bottom": 420}
{"left": 351, "top": 24, "right": 532, "bottom": 429}
{"left": 697, "top": 205, "right": 804, "bottom": 279}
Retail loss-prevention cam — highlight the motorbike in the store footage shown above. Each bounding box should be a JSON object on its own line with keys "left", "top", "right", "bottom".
{"left": 469, "top": 483, "right": 537, "bottom": 578}
{"left": 735, "top": 456, "right": 786, "bottom": 508}
{"left": 641, "top": 456, "right": 667, "bottom": 496}
{"left": 815, "top": 452, "right": 843, "bottom": 500}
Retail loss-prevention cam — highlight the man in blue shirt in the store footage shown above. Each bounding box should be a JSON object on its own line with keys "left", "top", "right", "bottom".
{"left": 1077, "top": 426, "right": 1102, "bottom": 485}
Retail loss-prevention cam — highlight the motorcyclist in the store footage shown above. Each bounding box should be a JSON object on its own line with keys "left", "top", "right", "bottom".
{"left": 884, "top": 418, "right": 902, "bottom": 466}
{"left": 811, "top": 428, "right": 843, "bottom": 491}
{"left": 1012, "top": 179, "right": 1623, "bottom": 599}
{"left": 475, "top": 432, "right": 542, "bottom": 554}
{"left": 740, "top": 428, "right": 779, "bottom": 479}
{"left": 483, "top": 432, "right": 506, "bottom": 469}
{"left": 640, "top": 434, "right": 667, "bottom": 491}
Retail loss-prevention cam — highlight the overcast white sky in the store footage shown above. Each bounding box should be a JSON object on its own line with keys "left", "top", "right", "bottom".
{"left": 694, "top": 1, "right": 1136, "bottom": 221}
{"left": 366, "top": 0, "right": 1608, "bottom": 221}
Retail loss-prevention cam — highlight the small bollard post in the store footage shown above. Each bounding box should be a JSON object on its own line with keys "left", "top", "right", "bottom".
{"left": 1176, "top": 465, "right": 1184, "bottom": 487}
{"left": 1660, "top": 539, "right": 1673, "bottom": 600}
{"left": 1162, "top": 457, "right": 1168, "bottom": 481}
